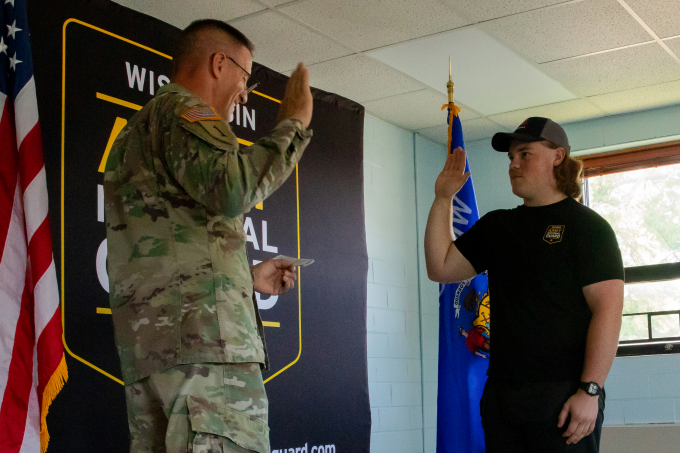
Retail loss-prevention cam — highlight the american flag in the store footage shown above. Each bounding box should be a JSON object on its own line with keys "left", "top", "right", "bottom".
{"left": 0, "top": 1, "right": 67, "bottom": 453}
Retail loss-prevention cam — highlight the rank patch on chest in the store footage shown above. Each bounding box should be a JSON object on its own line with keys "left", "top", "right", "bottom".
{"left": 181, "top": 106, "right": 221, "bottom": 122}
{"left": 543, "top": 225, "right": 565, "bottom": 244}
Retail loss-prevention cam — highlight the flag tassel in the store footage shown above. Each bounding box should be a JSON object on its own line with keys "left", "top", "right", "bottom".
{"left": 40, "top": 354, "right": 68, "bottom": 453}
{"left": 441, "top": 102, "right": 461, "bottom": 153}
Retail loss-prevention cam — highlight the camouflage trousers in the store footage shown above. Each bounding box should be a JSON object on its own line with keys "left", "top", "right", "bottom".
{"left": 125, "top": 363, "right": 270, "bottom": 453}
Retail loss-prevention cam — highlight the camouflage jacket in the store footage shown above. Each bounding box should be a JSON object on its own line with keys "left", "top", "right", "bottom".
{"left": 104, "top": 83, "right": 311, "bottom": 384}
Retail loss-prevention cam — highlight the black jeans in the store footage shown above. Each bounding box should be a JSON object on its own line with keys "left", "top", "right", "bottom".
{"left": 480, "top": 378, "right": 605, "bottom": 453}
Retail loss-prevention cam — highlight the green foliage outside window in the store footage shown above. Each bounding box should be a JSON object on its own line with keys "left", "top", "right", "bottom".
{"left": 587, "top": 164, "right": 680, "bottom": 342}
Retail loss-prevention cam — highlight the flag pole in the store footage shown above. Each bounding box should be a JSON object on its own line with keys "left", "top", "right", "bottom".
{"left": 444, "top": 56, "right": 460, "bottom": 154}
{"left": 447, "top": 56, "right": 454, "bottom": 105}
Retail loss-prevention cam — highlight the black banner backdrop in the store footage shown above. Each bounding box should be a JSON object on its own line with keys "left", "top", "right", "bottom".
{"left": 27, "top": 1, "right": 370, "bottom": 452}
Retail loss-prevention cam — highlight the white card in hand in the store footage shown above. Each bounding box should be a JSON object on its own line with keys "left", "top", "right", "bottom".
{"left": 273, "top": 255, "right": 314, "bottom": 267}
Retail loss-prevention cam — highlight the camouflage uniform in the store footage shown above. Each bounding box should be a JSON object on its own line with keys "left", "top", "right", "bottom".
{"left": 104, "top": 83, "right": 312, "bottom": 452}
{"left": 126, "top": 363, "right": 268, "bottom": 453}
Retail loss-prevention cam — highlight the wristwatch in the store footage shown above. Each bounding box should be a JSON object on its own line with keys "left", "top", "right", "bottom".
{"left": 579, "top": 381, "right": 603, "bottom": 396}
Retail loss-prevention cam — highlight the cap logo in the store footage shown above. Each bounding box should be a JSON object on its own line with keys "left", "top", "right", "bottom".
{"left": 518, "top": 120, "right": 529, "bottom": 130}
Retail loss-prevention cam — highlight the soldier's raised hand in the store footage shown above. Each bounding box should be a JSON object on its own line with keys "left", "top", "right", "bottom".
{"left": 434, "top": 147, "right": 471, "bottom": 200}
{"left": 277, "top": 63, "right": 313, "bottom": 129}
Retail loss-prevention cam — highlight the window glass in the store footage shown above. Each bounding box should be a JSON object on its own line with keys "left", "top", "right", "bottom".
{"left": 587, "top": 163, "right": 680, "bottom": 347}
{"left": 651, "top": 314, "right": 680, "bottom": 339}
{"left": 620, "top": 314, "right": 648, "bottom": 341}
{"left": 588, "top": 164, "right": 680, "bottom": 267}
{"left": 623, "top": 280, "right": 680, "bottom": 314}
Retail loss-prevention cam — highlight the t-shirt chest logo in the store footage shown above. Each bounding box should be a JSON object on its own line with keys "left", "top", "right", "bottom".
{"left": 543, "top": 225, "right": 565, "bottom": 244}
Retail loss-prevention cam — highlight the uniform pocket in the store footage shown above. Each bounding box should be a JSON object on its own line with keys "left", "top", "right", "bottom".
{"left": 187, "top": 395, "right": 270, "bottom": 453}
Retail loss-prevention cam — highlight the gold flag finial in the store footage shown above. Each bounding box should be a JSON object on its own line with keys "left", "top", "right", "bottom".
{"left": 446, "top": 56, "right": 454, "bottom": 104}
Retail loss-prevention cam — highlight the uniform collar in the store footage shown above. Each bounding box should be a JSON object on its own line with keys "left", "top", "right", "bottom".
{"left": 156, "top": 82, "right": 194, "bottom": 97}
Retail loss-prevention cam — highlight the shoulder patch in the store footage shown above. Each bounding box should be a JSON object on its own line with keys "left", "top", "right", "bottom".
{"left": 182, "top": 106, "right": 221, "bottom": 123}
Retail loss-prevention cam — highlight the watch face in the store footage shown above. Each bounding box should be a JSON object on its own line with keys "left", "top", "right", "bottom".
{"left": 588, "top": 383, "right": 598, "bottom": 394}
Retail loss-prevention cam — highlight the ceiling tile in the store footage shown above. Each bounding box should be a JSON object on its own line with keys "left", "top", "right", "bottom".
{"left": 449, "top": 0, "right": 568, "bottom": 23}
{"left": 540, "top": 43, "right": 680, "bottom": 97}
{"left": 266, "top": 0, "right": 299, "bottom": 6}
{"left": 363, "top": 90, "right": 480, "bottom": 131}
{"left": 480, "top": 0, "right": 651, "bottom": 63}
{"left": 417, "top": 117, "right": 507, "bottom": 145}
{"left": 588, "top": 80, "right": 680, "bottom": 115}
{"left": 279, "top": 0, "right": 471, "bottom": 51}
{"left": 417, "top": 124, "right": 449, "bottom": 145}
{"left": 305, "top": 55, "right": 425, "bottom": 103}
{"left": 665, "top": 37, "right": 680, "bottom": 58}
{"left": 461, "top": 118, "right": 509, "bottom": 142}
{"left": 487, "top": 99, "right": 605, "bottom": 130}
{"left": 625, "top": 0, "right": 680, "bottom": 39}
{"left": 230, "top": 11, "right": 352, "bottom": 72}
{"left": 112, "top": 0, "right": 265, "bottom": 29}
{"left": 368, "top": 27, "right": 577, "bottom": 116}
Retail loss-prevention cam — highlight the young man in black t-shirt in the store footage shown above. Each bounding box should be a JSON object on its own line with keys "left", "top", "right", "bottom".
{"left": 424, "top": 117, "right": 624, "bottom": 452}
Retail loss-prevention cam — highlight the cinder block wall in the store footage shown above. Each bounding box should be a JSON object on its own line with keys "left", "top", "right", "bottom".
{"left": 364, "top": 115, "right": 424, "bottom": 453}
{"left": 603, "top": 355, "right": 680, "bottom": 424}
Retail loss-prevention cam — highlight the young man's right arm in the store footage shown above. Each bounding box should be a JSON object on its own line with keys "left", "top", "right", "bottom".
{"left": 424, "top": 147, "right": 478, "bottom": 283}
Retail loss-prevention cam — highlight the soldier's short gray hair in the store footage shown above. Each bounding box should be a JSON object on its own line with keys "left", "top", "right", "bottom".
{"left": 173, "top": 20, "right": 254, "bottom": 76}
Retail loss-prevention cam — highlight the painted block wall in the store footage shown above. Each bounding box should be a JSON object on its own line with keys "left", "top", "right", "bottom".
{"left": 461, "top": 104, "right": 680, "bottom": 426}
{"left": 364, "top": 114, "right": 424, "bottom": 453}
{"left": 414, "top": 135, "right": 448, "bottom": 453}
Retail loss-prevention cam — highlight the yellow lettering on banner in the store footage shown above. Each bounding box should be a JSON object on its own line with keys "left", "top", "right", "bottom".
{"left": 262, "top": 321, "right": 280, "bottom": 328}
{"left": 96, "top": 307, "right": 112, "bottom": 314}
{"left": 256, "top": 201, "right": 263, "bottom": 210}
{"left": 237, "top": 137, "right": 253, "bottom": 146}
{"left": 99, "top": 117, "right": 128, "bottom": 172}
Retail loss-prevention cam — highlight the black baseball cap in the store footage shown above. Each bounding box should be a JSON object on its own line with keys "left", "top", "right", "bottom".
{"left": 492, "top": 117, "right": 571, "bottom": 153}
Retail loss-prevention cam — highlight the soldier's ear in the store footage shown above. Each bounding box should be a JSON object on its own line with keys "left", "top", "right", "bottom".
{"left": 209, "top": 52, "right": 226, "bottom": 80}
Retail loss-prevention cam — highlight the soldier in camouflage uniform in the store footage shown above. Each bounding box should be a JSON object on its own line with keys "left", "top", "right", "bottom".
{"left": 104, "top": 19, "right": 313, "bottom": 453}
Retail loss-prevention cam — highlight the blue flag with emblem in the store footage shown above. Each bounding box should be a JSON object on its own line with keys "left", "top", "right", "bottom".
{"left": 436, "top": 92, "right": 490, "bottom": 453}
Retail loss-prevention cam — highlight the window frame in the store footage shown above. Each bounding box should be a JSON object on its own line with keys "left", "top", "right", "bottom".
{"left": 579, "top": 141, "right": 680, "bottom": 357}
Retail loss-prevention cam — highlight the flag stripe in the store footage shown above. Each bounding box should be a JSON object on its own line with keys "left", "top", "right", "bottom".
{"left": 18, "top": 123, "right": 44, "bottom": 188}
{"left": 19, "top": 384, "right": 40, "bottom": 453}
{"left": 36, "top": 311, "right": 63, "bottom": 393}
{"left": 14, "top": 76, "right": 39, "bottom": 149}
{"left": 0, "top": 184, "right": 27, "bottom": 398}
{"left": 23, "top": 167, "right": 49, "bottom": 250}
{"left": 0, "top": 100, "right": 17, "bottom": 260}
{"left": 33, "top": 260, "right": 59, "bottom": 341}
{"left": 0, "top": 279, "right": 34, "bottom": 453}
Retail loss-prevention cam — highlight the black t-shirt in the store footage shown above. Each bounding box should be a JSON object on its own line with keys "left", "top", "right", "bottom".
{"left": 455, "top": 197, "right": 624, "bottom": 382}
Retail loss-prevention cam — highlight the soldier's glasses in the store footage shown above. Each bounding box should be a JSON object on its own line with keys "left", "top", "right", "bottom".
{"left": 227, "top": 56, "right": 258, "bottom": 94}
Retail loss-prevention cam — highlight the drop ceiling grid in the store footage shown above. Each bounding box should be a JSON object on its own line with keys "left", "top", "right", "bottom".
{"left": 540, "top": 42, "right": 680, "bottom": 97}
{"left": 448, "top": 0, "right": 576, "bottom": 23}
{"left": 228, "top": 10, "right": 353, "bottom": 72}
{"left": 303, "top": 55, "right": 427, "bottom": 103}
{"left": 278, "top": 0, "right": 472, "bottom": 51}
{"left": 112, "top": 0, "right": 267, "bottom": 28}
{"left": 113, "top": 0, "right": 680, "bottom": 145}
{"left": 477, "top": 0, "right": 652, "bottom": 63}
{"left": 623, "top": 0, "right": 680, "bottom": 39}
{"left": 362, "top": 89, "right": 481, "bottom": 131}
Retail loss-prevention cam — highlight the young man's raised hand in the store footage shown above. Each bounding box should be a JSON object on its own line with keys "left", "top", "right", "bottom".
{"left": 435, "top": 147, "right": 471, "bottom": 200}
